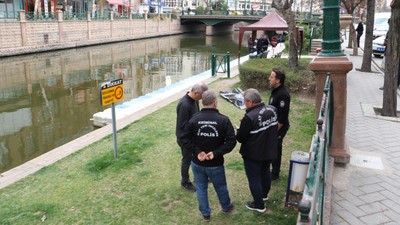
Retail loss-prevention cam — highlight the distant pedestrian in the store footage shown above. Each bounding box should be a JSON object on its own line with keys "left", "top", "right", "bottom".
{"left": 180, "top": 90, "right": 236, "bottom": 221}
{"left": 268, "top": 68, "right": 290, "bottom": 181}
{"left": 176, "top": 82, "right": 208, "bottom": 192}
{"left": 355, "top": 19, "right": 364, "bottom": 48}
{"left": 236, "top": 88, "right": 278, "bottom": 213}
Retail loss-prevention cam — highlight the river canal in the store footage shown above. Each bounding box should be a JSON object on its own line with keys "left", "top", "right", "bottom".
{"left": 0, "top": 32, "right": 247, "bottom": 173}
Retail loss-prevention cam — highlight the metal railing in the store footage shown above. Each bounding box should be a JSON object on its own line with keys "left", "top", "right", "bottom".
{"left": 211, "top": 52, "right": 230, "bottom": 78}
{"left": 184, "top": 9, "right": 267, "bottom": 16}
{"left": 0, "top": 10, "right": 18, "bottom": 20}
{"left": 1, "top": 8, "right": 271, "bottom": 22}
{"left": 25, "top": 12, "right": 57, "bottom": 21}
{"left": 297, "top": 73, "right": 333, "bottom": 225}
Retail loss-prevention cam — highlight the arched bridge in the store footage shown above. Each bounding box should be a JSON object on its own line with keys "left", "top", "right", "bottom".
{"left": 180, "top": 15, "right": 263, "bottom": 26}
{"left": 180, "top": 15, "right": 264, "bottom": 35}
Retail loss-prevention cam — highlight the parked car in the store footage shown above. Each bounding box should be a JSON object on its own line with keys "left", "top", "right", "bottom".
{"left": 373, "top": 12, "right": 391, "bottom": 39}
{"left": 372, "top": 35, "right": 386, "bottom": 58}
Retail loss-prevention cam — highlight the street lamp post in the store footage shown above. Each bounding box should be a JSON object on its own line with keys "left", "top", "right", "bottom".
{"left": 319, "top": 0, "right": 344, "bottom": 56}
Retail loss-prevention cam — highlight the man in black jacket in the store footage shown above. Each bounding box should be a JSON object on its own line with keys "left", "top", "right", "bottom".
{"left": 176, "top": 82, "right": 208, "bottom": 192}
{"left": 355, "top": 19, "right": 364, "bottom": 48}
{"left": 236, "top": 88, "right": 278, "bottom": 213}
{"left": 180, "top": 90, "right": 236, "bottom": 221}
{"left": 268, "top": 68, "right": 291, "bottom": 180}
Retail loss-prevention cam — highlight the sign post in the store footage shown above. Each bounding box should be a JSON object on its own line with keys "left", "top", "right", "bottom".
{"left": 100, "top": 79, "right": 124, "bottom": 159}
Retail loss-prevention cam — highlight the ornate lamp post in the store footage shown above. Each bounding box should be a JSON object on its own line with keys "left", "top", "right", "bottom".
{"left": 319, "top": 0, "right": 344, "bottom": 56}
{"left": 309, "top": 0, "right": 353, "bottom": 164}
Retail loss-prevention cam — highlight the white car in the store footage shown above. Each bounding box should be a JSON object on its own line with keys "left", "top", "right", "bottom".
{"left": 372, "top": 35, "right": 386, "bottom": 58}
{"left": 373, "top": 12, "right": 390, "bottom": 39}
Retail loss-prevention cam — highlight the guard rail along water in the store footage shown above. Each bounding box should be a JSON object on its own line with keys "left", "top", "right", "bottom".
{"left": 297, "top": 73, "right": 333, "bottom": 225}
{"left": 211, "top": 52, "right": 230, "bottom": 78}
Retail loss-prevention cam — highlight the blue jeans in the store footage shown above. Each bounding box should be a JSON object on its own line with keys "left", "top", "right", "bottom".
{"left": 243, "top": 159, "right": 272, "bottom": 208}
{"left": 191, "top": 162, "right": 232, "bottom": 216}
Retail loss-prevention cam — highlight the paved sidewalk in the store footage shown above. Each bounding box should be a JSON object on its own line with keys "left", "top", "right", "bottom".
{"left": 330, "top": 48, "right": 400, "bottom": 225}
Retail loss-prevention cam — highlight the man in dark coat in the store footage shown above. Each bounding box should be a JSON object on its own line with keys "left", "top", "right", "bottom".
{"left": 268, "top": 68, "right": 291, "bottom": 180}
{"left": 180, "top": 90, "right": 236, "bottom": 221}
{"left": 236, "top": 88, "right": 278, "bottom": 213}
{"left": 355, "top": 19, "right": 364, "bottom": 48}
{"left": 176, "top": 82, "right": 208, "bottom": 192}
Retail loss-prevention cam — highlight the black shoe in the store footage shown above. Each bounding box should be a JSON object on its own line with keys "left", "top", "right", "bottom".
{"left": 262, "top": 195, "right": 269, "bottom": 202}
{"left": 271, "top": 174, "right": 279, "bottom": 181}
{"left": 245, "top": 201, "right": 266, "bottom": 213}
{"left": 223, "top": 204, "right": 234, "bottom": 213}
{"left": 181, "top": 182, "right": 196, "bottom": 192}
{"left": 203, "top": 215, "right": 211, "bottom": 222}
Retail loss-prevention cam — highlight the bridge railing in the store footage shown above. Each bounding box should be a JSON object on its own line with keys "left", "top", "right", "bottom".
{"left": 297, "top": 73, "right": 333, "bottom": 225}
{"left": 187, "top": 9, "right": 267, "bottom": 16}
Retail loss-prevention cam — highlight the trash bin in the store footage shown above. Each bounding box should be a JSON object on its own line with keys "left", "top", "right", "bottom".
{"left": 289, "top": 151, "right": 310, "bottom": 192}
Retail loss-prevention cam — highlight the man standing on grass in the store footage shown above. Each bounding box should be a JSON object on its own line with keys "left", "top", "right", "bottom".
{"left": 236, "top": 88, "right": 278, "bottom": 213}
{"left": 268, "top": 68, "right": 291, "bottom": 181}
{"left": 176, "top": 82, "right": 208, "bottom": 192}
{"left": 180, "top": 90, "right": 236, "bottom": 221}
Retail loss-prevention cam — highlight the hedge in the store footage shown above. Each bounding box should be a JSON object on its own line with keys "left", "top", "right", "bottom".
{"left": 238, "top": 58, "right": 315, "bottom": 92}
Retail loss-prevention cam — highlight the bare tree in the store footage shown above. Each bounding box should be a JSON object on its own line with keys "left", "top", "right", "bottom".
{"left": 359, "top": 0, "right": 374, "bottom": 72}
{"left": 382, "top": 0, "right": 400, "bottom": 117}
{"left": 272, "top": 0, "right": 298, "bottom": 68}
{"left": 340, "top": 0, "right": 365, "bottom": 56}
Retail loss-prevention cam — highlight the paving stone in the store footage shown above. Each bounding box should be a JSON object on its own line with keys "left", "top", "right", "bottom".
{"left": 328, "top": 46, "right": 400, "bottom": 225}
{"left": 359, "top": 212, "right": 391, "bottom": 225}
{"left": 378, "top": 183, "right": 400, "bottom": 196}
{"left": 336, "top": 210, "right": 365, "bottom": 225}
{"left": 359, "top": 202, "right": 389, "bottom": 214}
{"left": 380, "top": 190, "right": 400, "bottom": 204}
{"left": 358, "top": 192, "right": 387, "bottom": 204}
{"left": 359, "top": 183, "right": 385, "bottom": 194}
{"left": 336, "top": 200, "right": 367, "bottom": 217}
{"left": 383, "top": 210, "right": 400, "bottom": 222}
{"left": 381, "top": 200, "right": 400, "bottom": 214}
{"left": 335, "top": 191, "right": 366, "bottom": 206}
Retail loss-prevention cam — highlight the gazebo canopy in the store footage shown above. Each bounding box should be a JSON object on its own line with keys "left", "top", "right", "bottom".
{"left": 238, "top": 11, "right": 289, "bottom": 56}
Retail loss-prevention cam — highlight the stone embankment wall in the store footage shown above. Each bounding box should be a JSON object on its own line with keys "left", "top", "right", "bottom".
{"left": 0, "top": 11, "right": 184, "bottom": 57}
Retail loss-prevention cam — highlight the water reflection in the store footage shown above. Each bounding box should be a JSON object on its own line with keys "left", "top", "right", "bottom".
{"left": 0, "top": 33, "right": 243, "bottom": 173}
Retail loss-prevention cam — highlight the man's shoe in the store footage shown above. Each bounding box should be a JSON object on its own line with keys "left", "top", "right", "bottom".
{"left": 263, "top": 195, "right": 269, "bottom": 202}
{"left": 181, "top": 182, "right": 196, "bottom": 192}
{"left": 203, "top": 215, "right": 211, "bottom": 222}
{"left": 245, "top": 201, "right": 266, "bottom": 213}
{"left": 223, "top": 204, "right": 234, "bottom": 213}
{"left": 271, "top": 174, "right": 279, "bottom": 181}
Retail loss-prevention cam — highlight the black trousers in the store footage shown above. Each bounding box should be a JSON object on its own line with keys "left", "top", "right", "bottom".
{"left": 271, "top": 125, "right": 289, "bottom": 177}
{"left": 356, "top": 33, "right": 363, "bottom": 47}
{"left": 178, "top": 141, "right": 192, "bottom": 184}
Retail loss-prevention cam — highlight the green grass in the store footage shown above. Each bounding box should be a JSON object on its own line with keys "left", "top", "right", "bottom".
{"left": 0, "top": 77, "right": 315, "bottom": 225}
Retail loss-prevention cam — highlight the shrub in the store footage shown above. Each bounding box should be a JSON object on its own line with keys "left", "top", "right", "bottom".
{"left": 239, "top": 58, "right": 315, "bottom": 92}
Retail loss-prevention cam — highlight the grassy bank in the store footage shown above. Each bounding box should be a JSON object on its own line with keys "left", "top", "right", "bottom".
{"left": 0, "top": 77, "right": 315, "bottom": 224}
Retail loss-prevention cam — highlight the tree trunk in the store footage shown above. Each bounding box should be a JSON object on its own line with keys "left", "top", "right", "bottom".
{"left": 350, "top": 23, "right": 358, "bottom": 56}
{"left": 382, "top": 0, "right": 400, "bottom": 117}
{"left": 272, "top": 0, "right": 298, "bottom": 68}
{"left": 360, "top": 0, "right": 374, "bottom": 72}
{"left": 286, "top": 10, "right": 298, "bottom": 68}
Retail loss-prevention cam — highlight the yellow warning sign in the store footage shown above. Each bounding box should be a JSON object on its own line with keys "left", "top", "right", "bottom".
{"left": 100, "top": 79, "right": 124, "bottom": 106}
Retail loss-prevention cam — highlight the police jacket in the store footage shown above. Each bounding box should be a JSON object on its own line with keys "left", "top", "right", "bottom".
{"left": 236, "top": 103, "right": 278, "bottom": 161}
{"left": 180, "top": 108, "right": 236, "bottom": 167}
{"left": 176, "top": 92, "right": 199, "bottom": 143}
{"left": 269, "top": 84, "right": 290, "bottom": 135}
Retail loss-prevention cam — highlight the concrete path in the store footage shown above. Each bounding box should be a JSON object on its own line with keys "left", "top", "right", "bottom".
{"left": 330, "top": 47, "right": 400, "bottom": 225}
